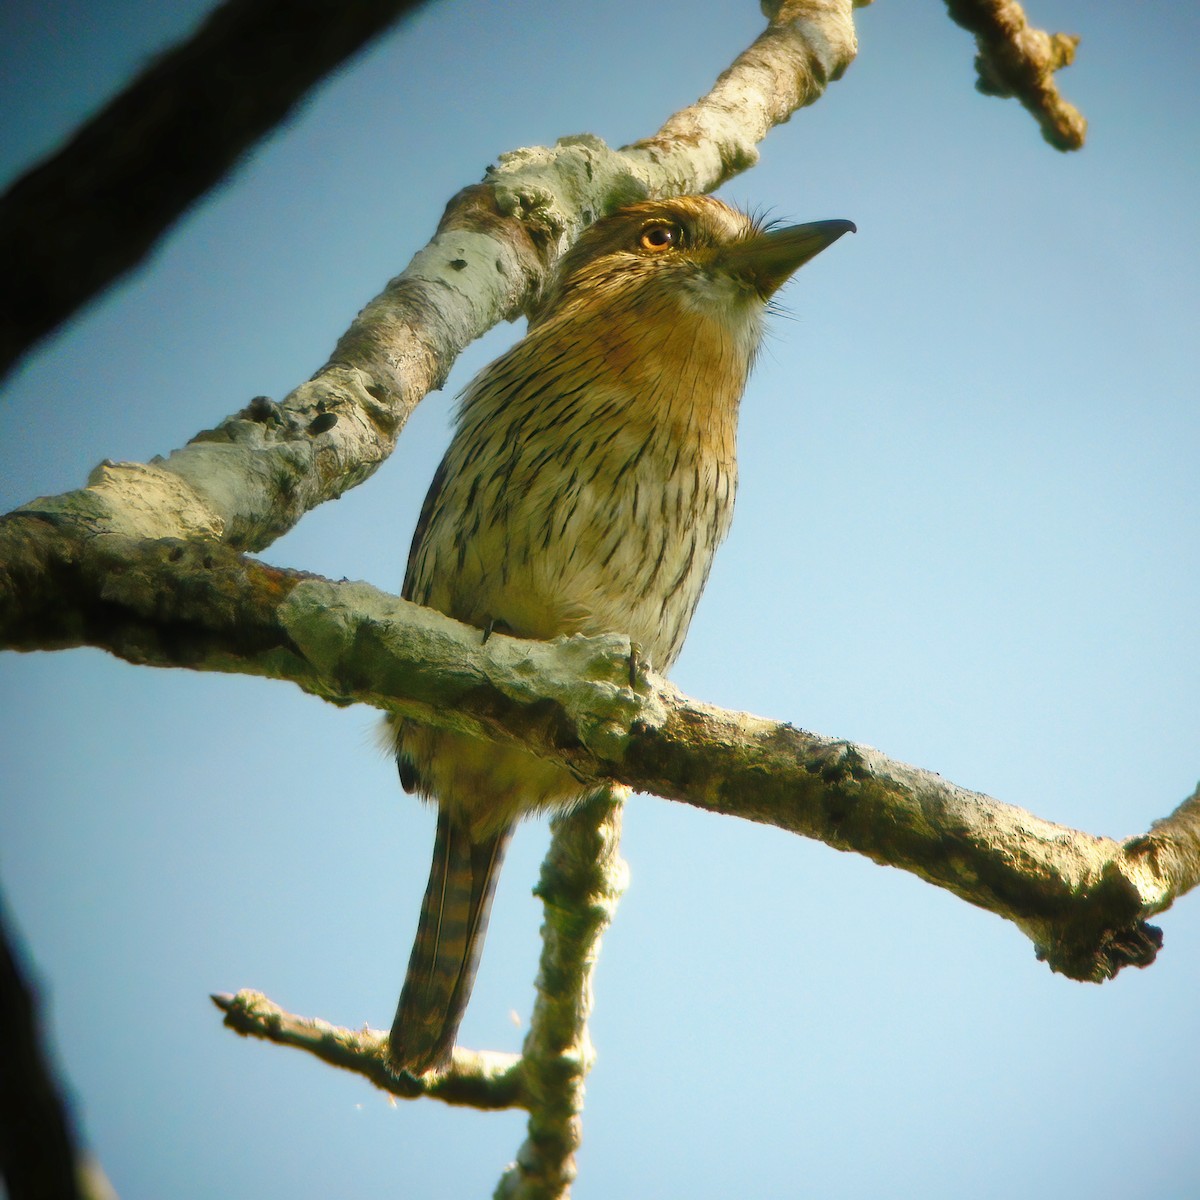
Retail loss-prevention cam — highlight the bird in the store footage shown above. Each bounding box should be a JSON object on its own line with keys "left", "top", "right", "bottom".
{"left": 385, "top": 194, "right": 854, "bottom": 1076}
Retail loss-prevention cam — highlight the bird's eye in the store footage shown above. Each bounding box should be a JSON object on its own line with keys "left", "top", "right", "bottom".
{"left": 638, "top": 223, "right": 681, "bottom": 253}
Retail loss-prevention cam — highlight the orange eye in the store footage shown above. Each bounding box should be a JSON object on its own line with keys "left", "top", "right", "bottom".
{"left": 639, "top": 223, "right": 680, "bottom": 252}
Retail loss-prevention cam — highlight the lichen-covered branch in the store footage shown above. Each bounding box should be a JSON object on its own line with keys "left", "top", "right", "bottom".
{"left": 943, "top": 0, "right": 1086, "bottom": 150}
{"left": 497, "top": 791, "right": 628, "bottom": 1199}
{"left": 2, "top": 524, "right": 1194, "bottom": 983}
{"left": 626, "top": 0, "right": 859, "bottom": 190}
{"left": 0, "top": 0, "right": 435, "bottom": 381}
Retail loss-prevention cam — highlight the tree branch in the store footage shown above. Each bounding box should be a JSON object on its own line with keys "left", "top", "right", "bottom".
{"left": 942, "top": 0, "right": 1086, "bottom": 150}
{"left": 497, "top": 790, "right": 628, "bottom": 1198}
{"left": 2, "top": 523, "right": 1192, "bottom": 983}
{"left": 0, "top": 0, "right": 433, "bottom": 381}
{"left": 627, "top": 0, "right": 859, "bottom": 186}
{"left": 212, "top": 990, "right": 524, "bottom": 1109}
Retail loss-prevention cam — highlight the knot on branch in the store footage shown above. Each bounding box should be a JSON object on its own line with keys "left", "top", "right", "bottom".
{"left": 973, "top": 28, "right": 1079, "bottom": 99}
{"left": 1032, "top": 860, "right": 1164, "bottom": 982}
{"left": 487, "top": 136, "right": 649, "bottom": 278}
{"left": 1036, "top": 920, "right": 1163, "bottom": 982}
{"left": 805, "top": 737, "right": 871, "bottom": 786}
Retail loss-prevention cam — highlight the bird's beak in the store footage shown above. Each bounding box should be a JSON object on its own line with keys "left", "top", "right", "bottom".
{"left": 718, "top": 218, "right": 856, "bottom": 297}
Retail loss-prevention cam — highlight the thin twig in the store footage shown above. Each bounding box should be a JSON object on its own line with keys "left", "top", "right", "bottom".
{"left": 943, "top": 0, "right": 1086, "bottom": 150}
{"left": 212, "top": 990, "right": 524, "bottom": 1109}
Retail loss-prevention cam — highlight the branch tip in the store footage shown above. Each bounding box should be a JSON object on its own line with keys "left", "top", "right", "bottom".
{"left": 944, "top": 0, "right": 1087, "bottom": 151}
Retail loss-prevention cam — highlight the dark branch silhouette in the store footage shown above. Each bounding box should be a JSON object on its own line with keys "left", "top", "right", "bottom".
{"left": 0, "top": 894, "right": 113, "bottom": 1200}
{"left": 0, "top": 0, "right": 430, "bottom": 381}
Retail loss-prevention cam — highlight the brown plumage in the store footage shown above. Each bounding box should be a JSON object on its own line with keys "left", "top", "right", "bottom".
{"left": 387, "top": 195, "right": 854, "bottom": 1076}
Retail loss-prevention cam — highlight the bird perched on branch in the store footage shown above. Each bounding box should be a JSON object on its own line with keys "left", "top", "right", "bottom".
{"left": 386, "top": 194, "right": 854, "bottom": 1076}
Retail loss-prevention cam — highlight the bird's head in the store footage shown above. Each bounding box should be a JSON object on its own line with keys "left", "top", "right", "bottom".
{"left": 515, "top": 196, "right": 854, "bottom": 434}
{"left": 532, "top": 195, "right": 855, "bottom": 333}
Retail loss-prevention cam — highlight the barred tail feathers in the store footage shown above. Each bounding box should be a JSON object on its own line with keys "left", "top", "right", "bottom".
{"left": 388, "top": 810, "right": 513, "bottom": 1076}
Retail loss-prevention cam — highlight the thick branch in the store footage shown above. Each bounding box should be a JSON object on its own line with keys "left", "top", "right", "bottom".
{"left": 943, "top": 0, "right": 1086, "bottom": 150}
{"left": 0, "top": 0, "right": 432, "bottom": 380}
{"left": 1, "top": 523, "right": 1192, "bottom": 982}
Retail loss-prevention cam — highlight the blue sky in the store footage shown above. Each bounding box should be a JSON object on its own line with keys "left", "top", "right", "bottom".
{"left": 2, "top": 2, "right": 1198, "bottom": 1196}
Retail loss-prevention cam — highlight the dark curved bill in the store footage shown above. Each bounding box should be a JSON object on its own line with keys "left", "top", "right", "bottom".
{"left": 718, "top": 218, "right": 856, "bottom": 297}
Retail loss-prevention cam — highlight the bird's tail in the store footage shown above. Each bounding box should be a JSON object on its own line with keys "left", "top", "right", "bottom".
{"left": 388, "top": 810, "right": 513, "bottom": 1076}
